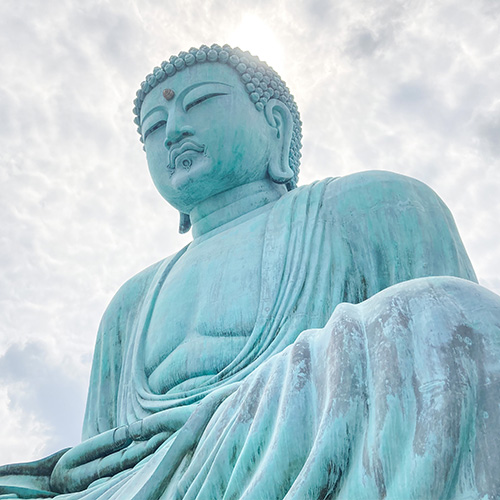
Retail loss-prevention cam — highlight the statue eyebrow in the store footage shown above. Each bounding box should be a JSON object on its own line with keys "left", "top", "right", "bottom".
{"left": 181, "top": 81, "right": 233, "bottom": 103}
{"left": 140, "top": 105, "right": 165, "bottom": 126}
{"left": 185, "top": 91, "right": 230, "bottom": 112}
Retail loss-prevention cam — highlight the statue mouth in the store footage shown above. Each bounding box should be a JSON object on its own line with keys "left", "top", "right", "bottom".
{"left": 168, "top": 141, "right": 205, "bottom": 174}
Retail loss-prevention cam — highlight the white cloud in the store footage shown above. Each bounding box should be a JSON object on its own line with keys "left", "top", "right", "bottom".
{"left": 0, "top": 386, "right": 51, "bottom": 463}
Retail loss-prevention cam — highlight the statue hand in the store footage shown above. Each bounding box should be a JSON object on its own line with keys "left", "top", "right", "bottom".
{"left": 49, "top": 427, "right": 170, "bottom": 493}
{"left": 49, "top": 406, "right": 193, "bottom": 494}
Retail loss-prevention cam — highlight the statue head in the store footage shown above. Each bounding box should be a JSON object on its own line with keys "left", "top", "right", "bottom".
{"left": 133, "top": 44, "right": 302, "bottom": 231}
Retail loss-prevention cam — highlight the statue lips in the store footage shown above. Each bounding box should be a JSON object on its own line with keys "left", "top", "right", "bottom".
{"left": 168, "top": 140, "right": 205, "bottom": 174}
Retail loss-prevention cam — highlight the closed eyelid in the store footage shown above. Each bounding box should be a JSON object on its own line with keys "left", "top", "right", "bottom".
{"left": 185, "top": 92, "right": 229, "bottom": 111}
{"left": 182, "top": 82, "right": 232, "bottom": 109}
{"left": 141, "top": 105, "right": 168, "bottom": 137}
{"left": 140, "top": 105, "right": 166, "bottom": 127}
{"left": 143, "top": 119, "right": 167, "bottom": 141}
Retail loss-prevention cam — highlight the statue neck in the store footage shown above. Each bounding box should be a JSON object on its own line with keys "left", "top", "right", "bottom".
{"left": 190, "top": 179, "right": 287, "bottom": 239}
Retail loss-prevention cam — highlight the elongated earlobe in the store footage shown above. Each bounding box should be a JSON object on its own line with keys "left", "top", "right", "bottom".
{"left": 179, "top": 212, "right": 191, "bottom": 234}
{"left": 264, "top": 99, "right": 294, "bottom": 184}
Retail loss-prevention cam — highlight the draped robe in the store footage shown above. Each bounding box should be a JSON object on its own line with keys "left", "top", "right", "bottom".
{"left": 1, "top": 171, "right": 499, "bottom": 499}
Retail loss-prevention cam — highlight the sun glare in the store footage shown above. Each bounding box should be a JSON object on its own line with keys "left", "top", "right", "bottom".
{"left": 228, "top": 14, "right": 285, "bottom": 73}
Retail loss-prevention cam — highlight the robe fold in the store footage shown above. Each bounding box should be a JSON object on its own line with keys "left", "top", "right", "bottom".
{"left": 2, "top": 172, "right": 498, "bottom": 499}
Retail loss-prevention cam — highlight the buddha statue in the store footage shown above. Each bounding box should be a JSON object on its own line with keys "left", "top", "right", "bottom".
{"left": 1, "top": 44, "right": 499, "bottom": 500}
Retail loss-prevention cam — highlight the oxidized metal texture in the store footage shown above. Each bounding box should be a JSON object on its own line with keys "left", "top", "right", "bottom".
{"left": 2, "top": 47, "right": 500, "bottom": 499}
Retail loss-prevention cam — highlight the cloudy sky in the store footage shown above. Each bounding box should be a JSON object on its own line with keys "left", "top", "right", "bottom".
{"left": 0, "top": 0, "right": 499, "bottom": 464}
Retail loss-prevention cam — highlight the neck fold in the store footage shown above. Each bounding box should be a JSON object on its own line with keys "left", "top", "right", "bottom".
{"left": 190, "top": 179, "right": 287, "bottom": 238}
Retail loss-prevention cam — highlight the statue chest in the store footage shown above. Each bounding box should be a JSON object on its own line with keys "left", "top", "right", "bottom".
{"left": 144, "top": 212, "right": 267, "bottom": 393}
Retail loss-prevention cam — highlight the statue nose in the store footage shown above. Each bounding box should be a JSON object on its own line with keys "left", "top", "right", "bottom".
{"left": 164, "top": 125, "right": 194, "bottom": 149}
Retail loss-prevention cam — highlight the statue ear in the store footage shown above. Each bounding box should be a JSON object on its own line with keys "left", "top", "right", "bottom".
{"left": 264, "top": 99, "right": 294, "bottom": 184}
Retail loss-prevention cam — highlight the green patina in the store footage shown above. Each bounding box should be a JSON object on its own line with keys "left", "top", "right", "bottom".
{"left": 1, "top": 45, "right": 499, "bottom": 500}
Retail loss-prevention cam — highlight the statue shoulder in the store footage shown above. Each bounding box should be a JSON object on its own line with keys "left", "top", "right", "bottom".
{"left": 98, "top": 254, "right": 177, "bottom": 334}
{"left": 319, "top": 170, "right": 446, "bottom": 216}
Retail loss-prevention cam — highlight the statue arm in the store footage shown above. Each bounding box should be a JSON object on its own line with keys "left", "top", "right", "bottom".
{"left": 322, "top": 170, "right": 477, "bottom": 303}
{"left": 82, "top": 258, "right": 168, "bottom": 440}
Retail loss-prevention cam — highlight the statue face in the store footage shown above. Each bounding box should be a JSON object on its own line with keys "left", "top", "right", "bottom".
{"left": 140, "top": 63, "right": 275, "bottom": 213}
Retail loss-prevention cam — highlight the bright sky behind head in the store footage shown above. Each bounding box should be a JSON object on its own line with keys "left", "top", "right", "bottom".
{"left": 1, "top": 0, "right": 499, "bottom": 463}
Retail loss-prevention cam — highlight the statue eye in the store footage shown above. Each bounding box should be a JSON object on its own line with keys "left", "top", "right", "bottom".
{"left": 185, "top": 92, "right": 228, "bottom": 112}
{"left": 144, "top": 120, "right": 166, "bottom": 141}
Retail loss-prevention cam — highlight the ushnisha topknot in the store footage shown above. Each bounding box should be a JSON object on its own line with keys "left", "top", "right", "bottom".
{"left": 133, "top": 44, "right": 302, "bottom": 190}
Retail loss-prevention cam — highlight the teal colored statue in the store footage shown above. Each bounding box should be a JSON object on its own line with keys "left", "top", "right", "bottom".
{"left": 1, "top": 44, "right": 499, "bottom": 499}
